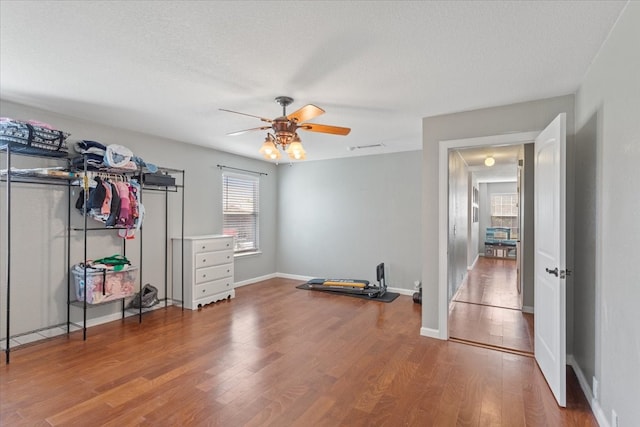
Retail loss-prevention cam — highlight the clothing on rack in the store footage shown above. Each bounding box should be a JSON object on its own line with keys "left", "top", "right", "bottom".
{"left": 106, "top": 181, "right": 120, "bottom": 227}
{"left": 75, "top": 174, "right": 144, "bottom": 236}
{"left": 86, "top": 254, "right": 131, "bottom": 271}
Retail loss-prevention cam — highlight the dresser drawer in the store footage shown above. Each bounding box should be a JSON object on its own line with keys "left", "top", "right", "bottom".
{"left": 195, "top": 264, "right": 233, "bottom": 284}
{"left": 195, "top": 238, "right": 233, "bottom": 253}
{"left": 195, "top": 277, "right": 233, "bottom": 298}
{"left": 173, "top": 235, "right": 236, "bottom": 310}
{"left": 195, "top": 250, "right": 233, "bottom": 268}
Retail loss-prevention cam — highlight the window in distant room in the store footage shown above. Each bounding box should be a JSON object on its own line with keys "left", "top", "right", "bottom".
{"left": 222, "top": 173, "right": 259, "bottom": 253}
{"left": 490, "top": 193, "right": 519, "bottom": 239}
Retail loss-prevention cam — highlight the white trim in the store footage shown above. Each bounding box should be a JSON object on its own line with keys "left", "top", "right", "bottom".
{"left": 236, "top": 273, "right": 415, "bottom": 296}
{"left": 234, "top": 273, "right": 277, "bottom": 287}
{"left": 438, "top": 131, "right": 539, "bottom": 340}
{"left": 69, "top": 301, "right": 173, "bottom": 330}
{"left": 467, "top": 254, "right": 479, "bottom": 271}
{"left": 567, "top": 355, "right": 609, "bottom": 427}
{"left": 451, "top": 272, "right": 468, "bottom": 302}
{"left": 420, "top": 327, "right": 442, "bottom": 339}
{"left": 234, "top": 250, "right": 262, "bottom": 259}
{"left": 387, "top": 287, "right": 413, "bottom": 296}
{"left": 276, "top": 272, "right": 314, "bottom": 281}
{"left": 522, "top": 305, "right": 534, "bottom": 314}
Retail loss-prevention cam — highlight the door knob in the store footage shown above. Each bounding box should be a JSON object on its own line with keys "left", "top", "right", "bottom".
{"left": 545, "top": 267, "right": 559, "bottom": 277}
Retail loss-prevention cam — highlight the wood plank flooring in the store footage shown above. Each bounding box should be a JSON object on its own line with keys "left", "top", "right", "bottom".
{"left": 1, "top": 278, "right": 595, "bottom": 426}
{"left": 450, "top": 257, "right": 534, "bottom": 354}
{"left": 453, "top": 257, "right": 520, "bottom": 309}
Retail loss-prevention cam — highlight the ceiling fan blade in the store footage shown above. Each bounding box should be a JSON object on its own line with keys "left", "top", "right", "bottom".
{"left": 300, "top": 123, "right": 351, "bottom": 136}
{"left": 287, "top": 104, "right": 325, "bottom": 123}
{"left": 227, "top": 126, "right": 272, "bottom": 136}
{"left": 219, "top": 109, "right": 272, "bottom": 123}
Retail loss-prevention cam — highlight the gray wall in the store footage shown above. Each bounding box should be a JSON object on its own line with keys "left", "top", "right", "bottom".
{"left": 574, "top": 3, "right": 640, "bottom": 424}
{"left": 448, "top": 151, "right": 468, "bottom": 300}
{"left": 467, "top": 173, "right": 479, "bottom": 268}
{"left": 276, "top": 151, "right": 422, "bottom": 290}
{"left": 0, "top": 100, "right": 278, "bottom": 336}
{"left": 421, "top": 94, "right": 575, "bottom": 333}
{"left": 521, "top": 143, "right": 535, "bottom": 309}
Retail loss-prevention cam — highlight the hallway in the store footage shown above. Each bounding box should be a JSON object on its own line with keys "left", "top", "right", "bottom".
{"left": 449, "top": 257, "right": 534, "bottom": 354}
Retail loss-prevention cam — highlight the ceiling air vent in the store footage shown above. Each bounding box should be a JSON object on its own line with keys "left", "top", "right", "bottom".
{"left": 347, "top": 143, "right": 385, "bottom": 151}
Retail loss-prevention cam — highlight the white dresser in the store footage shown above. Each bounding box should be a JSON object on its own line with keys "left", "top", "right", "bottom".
{"left": 172, "top": 235, "right": 235, "bottom": 309}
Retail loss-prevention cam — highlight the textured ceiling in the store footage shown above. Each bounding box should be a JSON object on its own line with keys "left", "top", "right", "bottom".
{"left": 0, "top": 1, "right": 627, "bottom": 162}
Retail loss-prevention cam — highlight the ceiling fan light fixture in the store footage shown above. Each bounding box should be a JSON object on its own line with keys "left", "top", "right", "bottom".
{"left": 269, "top": 150, "right": 282, "bottom": 161}
{"left": 286, "top": 139, "right": 306, "bottom": 161}
{"left": 222, "top": 96, "right": 350, "bottom": 162}
{"left": 484, "top": 156, "right": 495, "bottom": 167}
{"left": 259, "top": 135, "right": 280, "bottom": 159}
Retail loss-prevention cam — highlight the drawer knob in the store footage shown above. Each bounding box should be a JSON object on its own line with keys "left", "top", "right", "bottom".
{"left": 202, "top": 274, "right": 207, "bottom": 278}
{"left": 202, "top": 259, "right": 206, "bottom": 263}
{"left": 202, "top": 246, "right": 206, "bottom": 249}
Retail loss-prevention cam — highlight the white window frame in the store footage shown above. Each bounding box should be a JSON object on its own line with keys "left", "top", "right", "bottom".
{"left": 490, "top": 192, "right": 519, "bottom": 239}
{"left": 222, "top": 172, "right": 260, "bottom": 255}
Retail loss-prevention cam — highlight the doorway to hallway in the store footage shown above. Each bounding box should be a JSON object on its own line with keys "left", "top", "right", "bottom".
{"left": 449, "top": 256, "right": 534, "bottom": 354}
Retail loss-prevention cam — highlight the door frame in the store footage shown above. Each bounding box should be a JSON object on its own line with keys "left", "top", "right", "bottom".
{"left": 437, "top": 131, "right": 539, "bottom": 339}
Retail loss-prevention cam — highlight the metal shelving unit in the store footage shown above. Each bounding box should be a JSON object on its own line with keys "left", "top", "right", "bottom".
{"left": 1, "top": 146, "right": 185, "bottom": 363}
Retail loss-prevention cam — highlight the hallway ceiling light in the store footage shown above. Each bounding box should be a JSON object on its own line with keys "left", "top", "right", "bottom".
{"left": 484, "top": 156, "right": 495, "bottom": 167}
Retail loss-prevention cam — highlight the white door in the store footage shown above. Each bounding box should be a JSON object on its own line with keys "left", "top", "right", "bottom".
{"left": 534, "top": 113, "right": 567, "bottom": 407}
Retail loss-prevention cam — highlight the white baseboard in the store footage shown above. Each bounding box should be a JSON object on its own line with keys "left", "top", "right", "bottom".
{"left": 69, "top": 301, "right": 173, "bottom": 329}
{"left": 236, "top": 274, "right": 415, "bottom": 296}
{"left": 420, "top": 327, "right": 444, "bottom": 340}
{"left": 234, "top": 273, "right": 277, "bottom": 288}
{"left": 567, "top": 354, "right": 609, "bottom": 427}
{"left": 388, "top": 287, "right": 414, "bottom": 296}
{"left": 522, "top": 305, "right": 534, "bottom": 314}
{"left": 468, "top": 254, "right": 479, "bottom": 271}
{"left": 276, "top": 272, "right": 314, "bottom": 281}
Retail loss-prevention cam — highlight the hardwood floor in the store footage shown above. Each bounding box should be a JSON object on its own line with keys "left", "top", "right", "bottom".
{"left": 450, "top": 257, "right": 534, "bottom": 354}
{"left": 449, "top": 302, "right": 534, "bottom": 354}
{"left": 1, "top": 278, "right": 595, "bottom": 426}
{"left": 453, "top": 257, "right": 520, "bottom": 309}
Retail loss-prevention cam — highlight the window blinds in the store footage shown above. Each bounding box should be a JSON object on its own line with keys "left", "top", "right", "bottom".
{"left": 222, "top": 173, "right": 259, "bottom": 253}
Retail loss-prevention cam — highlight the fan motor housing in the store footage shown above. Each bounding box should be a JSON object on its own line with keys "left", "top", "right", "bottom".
{"left": 272, "top": 117, "right": 297, "bottom": 141}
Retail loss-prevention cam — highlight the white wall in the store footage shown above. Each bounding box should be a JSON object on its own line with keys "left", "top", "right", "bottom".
{"left": 0, "top": 100, "right": 278, "bottom": 337}
{"left": 574, "top": 3, "right": 640, "bottom": 424}
{"left": 276, "top": 151, "right": 422, "bottom": 290}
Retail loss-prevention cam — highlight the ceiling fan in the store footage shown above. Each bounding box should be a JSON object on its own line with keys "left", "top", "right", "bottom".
{"left": 220, "top": 96, "right": 351, "bottom": 161}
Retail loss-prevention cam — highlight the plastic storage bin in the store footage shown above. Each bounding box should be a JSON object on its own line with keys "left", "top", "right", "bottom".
{"left": 72, "top": 265, "right": 137, "bottom": 304}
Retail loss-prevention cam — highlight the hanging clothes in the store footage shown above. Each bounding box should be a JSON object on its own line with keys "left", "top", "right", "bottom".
{"left": 101, "top": 180, "right": 112, "bottom": 216}
{"left": 106, "top": 181, "right": 120, "bottom": 227}
{"left": 114, "top": 181, "right": 132, "bottom": 227}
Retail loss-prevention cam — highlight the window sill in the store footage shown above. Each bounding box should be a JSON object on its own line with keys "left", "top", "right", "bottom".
{"left": 234, "top": 251, "right": 262, "bottom": 259}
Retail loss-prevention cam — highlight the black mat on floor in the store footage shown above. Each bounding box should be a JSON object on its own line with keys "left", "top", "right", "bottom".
{"left": 296, "top": 283, "right": 400, "bottom": 303}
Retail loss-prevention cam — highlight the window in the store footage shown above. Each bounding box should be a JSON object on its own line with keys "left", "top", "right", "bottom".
{"left": 490, "top": 193, "right": 519, "bottom": 239}
{"left": 222, "top": 173, "right": 259, "bottom": 254}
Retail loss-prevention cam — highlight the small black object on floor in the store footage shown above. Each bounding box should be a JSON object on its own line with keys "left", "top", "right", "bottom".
{"left": 296, "top": 283, "right": 400, "bottom": 303}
